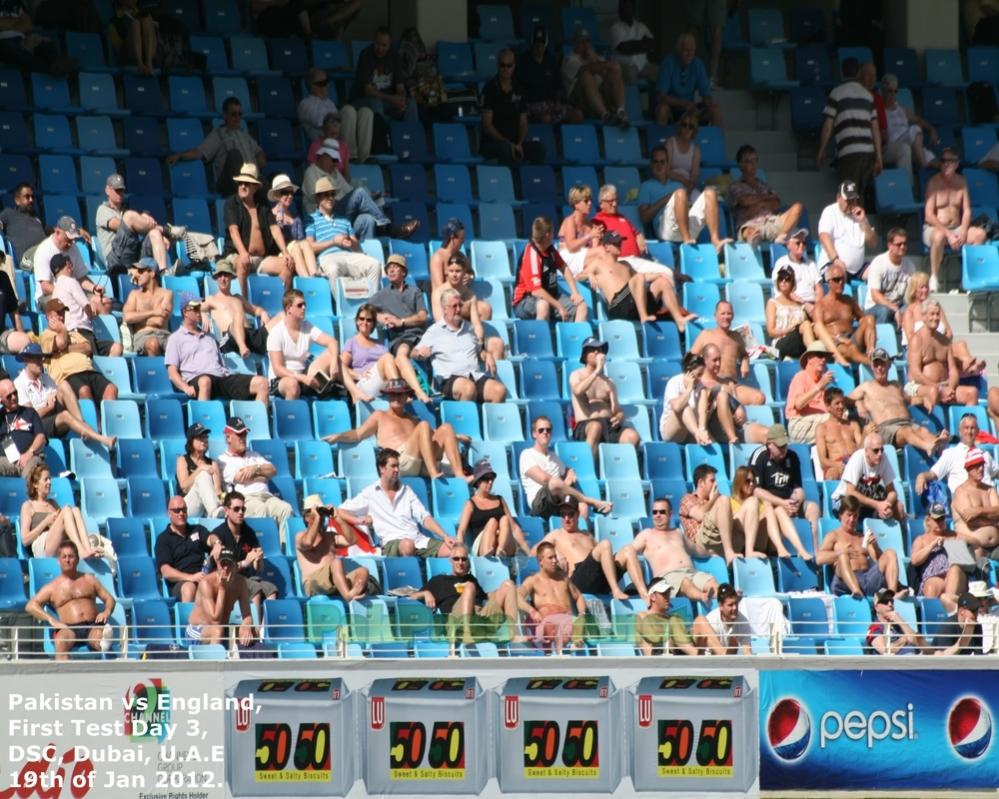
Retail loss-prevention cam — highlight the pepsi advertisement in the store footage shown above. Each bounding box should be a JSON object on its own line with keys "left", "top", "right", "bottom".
{"left": 760, "top": 670, "right": 996, "bottom": 790}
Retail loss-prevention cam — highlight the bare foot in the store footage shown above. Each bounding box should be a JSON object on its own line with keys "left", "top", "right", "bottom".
{"left": 893, "top": 587, "right": 912, "bottom": 599}
{"left": 101, "top": 435, "right": 117, "bottom": 450}
{"left": 612, "top": 589, "right": 629, "bottom": 601}
{"left": 239, "top": 349, "right": 251, "bottom": 358}
{"left": 641, "top": 315, "right": 657, "bottom": 323}
{"left": 712, "top": 237, "right": 734, "bottom": 254}
{"left": 796, "top": 551, "right": 813, "bottom": 562}
{"left": 746, "top": 550, "right": 769, "bottom": 559}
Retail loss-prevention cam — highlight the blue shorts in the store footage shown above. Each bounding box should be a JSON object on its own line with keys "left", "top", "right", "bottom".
{"left": 831, "top": 562, "right": 886, "bottom": 597}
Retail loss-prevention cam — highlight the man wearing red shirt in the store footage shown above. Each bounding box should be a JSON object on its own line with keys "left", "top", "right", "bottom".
{"left": 513, "top": 217, "right": 588, "bottom": 321}
{"left": 786, "top": 341, "right": 835, "bottom": 444}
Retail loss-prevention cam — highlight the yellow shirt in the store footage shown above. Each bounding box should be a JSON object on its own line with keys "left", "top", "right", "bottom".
{"left": 39, "top": 329, "right": 94, "bottom": 384}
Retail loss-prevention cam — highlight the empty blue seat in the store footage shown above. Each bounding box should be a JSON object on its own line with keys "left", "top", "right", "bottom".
{"left": 436, "top": 42, "right": 476, "bottom": 82}
{"left": 925, "top": 48, "right": 965, "bottom": 87}
{"left": 750, "top": 47, "right": 799, "bottom": 90}
{"left": 794, "top": 44, "right": 832, "bottom": 87}
{"left": 78, "top": 72, "right": 120, "bottom": 114}
{"left": 962, "top": 244, "right": 999, "bottom": 292}
{"left": 482, "top": 403, "right": 525, "bottom": 443}
{"left": 312, "top": 400, "right": 351, "bottom": 439}
{"left": 123, "top": 74, "right": 165, "bottom": 116}
{"left": 390, "top": 121, "right": 431, "bottom": 162}
{"left": 561, "top": 124, "right": 603, "bottom": 164}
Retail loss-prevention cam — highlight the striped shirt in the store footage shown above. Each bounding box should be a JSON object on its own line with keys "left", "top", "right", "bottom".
{"left": 824, "top": 80, "right": 877, "bottom": 158}
{"left": 305, "top": 210, "right": 354, "bottom": 256}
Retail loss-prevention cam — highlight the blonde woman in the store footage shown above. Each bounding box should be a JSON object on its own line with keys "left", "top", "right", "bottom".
{"left": 19, "top": 464, "right": 98, "bottom": 558}
{"left": 557, "top": 183, "right": 602, "bottom": 275}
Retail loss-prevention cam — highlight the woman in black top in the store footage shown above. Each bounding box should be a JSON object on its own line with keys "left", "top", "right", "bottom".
{"left": 176, "top": 423, "right": 224, "bottom": 519}
{"left": 457, "top": 459, "right": 529, "bottom": 557}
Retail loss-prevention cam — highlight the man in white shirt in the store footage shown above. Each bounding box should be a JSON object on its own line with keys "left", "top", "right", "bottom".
{"left": 265, "top": 288, "right": 339, "bottom": 400}
{"left": 864, "top": 228, "right": 914, "bottom": 324}
{"left": 818, "top": 181, "right": 878, "bottom": 279}
{"left": 772, "top": 228, "right": 822, "bottom": 314}
{"left": 831, "top": 432, "right": 905, "bottom": 522}
{"left": 50, "top": 253, "right": 122, "bottom": 357}
{"left": 13, "top": 343, "right": 115, "bottom": 448}
{"left": 692, "top": 583, "right": 752, "bottom": 654}
{"left": 562, "top": 28, "right": 628, "bottom": 127}
{"left": 32, "top": 217, "right": 103, "bottom": 312}
{"left": 296, "top": 67, "right": 367, "bottom": 158}
{"left": 338, "top": 448, "right": 458, "bottom": 557}
{"left": 216, "top": 417, "right": 292, "bottom": 540}
{"left": 608, "top": 0, "right": 657, "bottom": 84}
{"left": 519, "top": 415, "right": 612, "bottom": 519}
{"left": 916, "top": 413, "right": 999, "bottom": 496}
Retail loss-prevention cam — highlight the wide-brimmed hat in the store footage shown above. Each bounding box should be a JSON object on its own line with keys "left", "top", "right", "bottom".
{"left": 799, "top": 340, "right": 831, "bottom": 368}
{"left": 471, "top": 458, "right": 496, "bottom": 486}
{"left": 312, "top": 175, "right": 337, "bottom": 198}
{"left": 267, "top": 173, "right": 299, "bottom": 202}
{"left": 232, "top": 163, "right": 262, "bottom": 185}
{"left": 766, "top": 423, "right": 789, "bottom": 447}
{"left": 381, "top": 378, "right": 414, "bottom": 397}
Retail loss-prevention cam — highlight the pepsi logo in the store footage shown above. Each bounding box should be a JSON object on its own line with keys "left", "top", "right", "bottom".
{"left": 948, "top": 697, "right": 992, "bottom": 760}
{"left": 768, "top": 697, "right": 811, "bottom": 761}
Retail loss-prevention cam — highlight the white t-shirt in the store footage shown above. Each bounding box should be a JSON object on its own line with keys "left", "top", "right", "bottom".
{"left": 608, "top": 19, "right": 653, "bottom": 71}
{"left": 864, "top": 252, "right": 914, "bottom": 310}
{"left": 53, "top": 274, "right": 93, "bottom": 332}
{"left": 931, "top": 443, "right": 999, "bottom": 493}
{"left": 561, "top": 52, "right": 598, "bottom": 95}
{"left": 817, "top": 203, "right": 867, "bottom": 277}
{"left": 519, "top": 447, "right": 565, "bottom": 507}
{"left": 772, "top": 255, "right": 822, "bottom": 303}
{"left": 217, "top": 449, "right": 271, "bottom": 496}
{"left": 266, "top": 320, "right": 323, "bottom": 380}
{"left": 832, "top": 448, "right": 897, "bottom": 501}
{"left": 33, "top": 236, "right": 86, "bottom": 301}
{"left": 660, "top": 373, "right": 695, "bottom": 421}
{"left": 704, "top": 608, "right": 751, "bottom": 651}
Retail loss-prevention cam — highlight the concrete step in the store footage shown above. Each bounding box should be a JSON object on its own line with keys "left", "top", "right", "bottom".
{"left": 725, "top": 128, "right": 799, "bottom": 160}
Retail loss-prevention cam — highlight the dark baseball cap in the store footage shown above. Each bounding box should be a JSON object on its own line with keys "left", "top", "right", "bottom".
{"left": 579, "top": 336, "right": 608, "bottom": 362}
{"left": 532, "top": 24, "right": 548, "bottom": 46}
{"left": 927, "top": 502, "right": 947, "bottom": 519}
{"left": 56, "top": 216, "right": 80, "bottom": 239}
{"left": 601, "top": 229, "right": 623, "bottom": 245}
{"left": 217, "top": 547, "right": 237, "bottom": 565}
{"left": 874, "top": 587, "right": 895, "bottom": 604}
{"left": 871, "top": 347, "right": 891, "bottom": 363}
{"left": 186, "top": 422, "right": 211, "bottom": 439}
{"left": 838, "top": 180, "right": 860, "bottom": 200}
{"left": 958, "top": 592, "right": 981, "bottom": 613}
{"left": 224, "top": 416, "right": 249, "bottom": 435}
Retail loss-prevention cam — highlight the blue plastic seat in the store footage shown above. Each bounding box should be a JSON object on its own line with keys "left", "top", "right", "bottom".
{"left": 293, "top": 440, "right": 334, "bottom": 479}
{"left": 874, "top": 168, "right": 923, "bottom": 214}
{"left": 432, "top": 478, "right": 470, "bottom": 518}
{"left": 787, "top": 596, "right": 828, "bottom": 636}
{"left": 602, "top": 126, "right": 643, "bottom": 165}
{"left": 250, "top": 439, "right": 292, "bottom": 479}
{"left": 122, "top": 74, "right": 165, "bottom": 116}
{"left": 230, "top": 35, "right": 273, "bottom": 75}
{"left": 117, "top": 555, "right": 162, "bottom": 601}
{"left": 561, "top": 124, "right": 603, "bottom": 165}
{"left": 38, "top": 154, "right": 80, "bottom": 196}
{"left": 727, "top": 281, "right": 767, "bottom": 325}
{"left": 962, "top": 244, "right": 999, "bottom": 292}
{"left": 390, "top": 121, "right": 431, "bottom": 162}
{"left": 188, "top": 34, "right": 230, "bottom": 73}
{"left": 477, "top": 4, "right": 516, "bottom": 40}
{"left": 187, "top": 400, "right": 227, "bottom": 434}
{"left": 477, "top": 202, "right": 517, "bottom": 239}
{"left": 247, "top": 274, "right": 285, "bottom": 316}
{"left": 168, "top": 75, "right": 213, "bottom": 117}
{"left": 921, "top": 87, "right": 961, "bottom": 128}
{"left": 733, "top": 558, "right": 777, "bottom": 596}
{"left": 599, "top": 319, "right": 645, "bottom": 361}
{"left": 0, "top": 112, "right": 28, "bottom": 153}
{"left": 518, "top": 360, "right": 560, "bottom": 402}
{"left": 519, "top": 164, "right": 557, "bottom": 202}
{"left": 76, "top": 115, "right": 126, "bottom": 156}
{"left": 599, "top": 443, "right": 642, "bottom": 481}
{"left": 436, "top": 42, "right": 476, "bottom": 82}
{"left": 965, "top": 168, "right": 999, "bottom": 208}
{"left": 269, "top": 398, "right": 311, "bottom": 441}
{"left": 833, "top": 595, "right": 873, "bottom": 637}
{"left": 70, "top": 438, "right": 114, "bottom": 479}
{"left": 82, "top": 477, "right": 124, "bottom": 521}
{"left": 512, "top": 319, "right": 556, "bottom": 359}
{"left": 679, "top": 244, "right": 724, "bottom": 282}
{"left": 883, "top": 47, "right": 922, "bottom": 87}
{"left": 202, "top": 0, "right": 242, "bottom": 35}
{"left": 33, "top": 113, "right": 77, "bottom": 154}
{"left": 433, "top": 122, "right": 482, "bottom": 164}
{"left": 793, "top": 44, "right": 831, "bottom": 86}
{"left": 229, "top": 400, "right": 269, "bottom": 440}
{"left": 127, "top": 477, "right": 168, "bottom": 517}
{"left": 31, "top": 73, "right": 78, "bottom": 112}
{"left": 107, "top": 517, "right": 150, "bottom": 557}
{"left": 263, "top": 598, "right": 306, "bottom": 645}
{"left": 605, "top": 480, "right": 646, "bottom": 521}
{"left": 433, "top": 164, "right": 474, "bottom": 203}
{"left": 101, "top": 399, "right": 142, "bottom": 439}
{"left": 124, "top": 157, "right": 165, "bottom": 197}
{"left": 968, "top": 46, "right": 999, "bottom": 84}
{"left": 78, "top": 72, "right": 120, "bottom": 114}
{"left": 309, "top": 39, "right": 350, "bottom": 73}
{"left": 605, "top": 361, "right": 649, "bottom": 404}
{"left": 482, "top": 403, "right": 525, "bottom": 443}
{"left": 312, "top": 400, "right": 351, "bottom": 440}
{"left": 121, "top": 117, "right": 164, "bottom": 157}
{"left": 0, "top": 558, "right": 26, "bottom": 610}
{"left": 925, "top": 48, "right": 965, "bottom": 87}
{"left": 963, "top": 127, "right": 998, "bottom": 166}
{"left": 748, "top": 8, "right": 790, "bottom": 45}
{"left": 132, "top": 599, "right": 177, "bottom": 649}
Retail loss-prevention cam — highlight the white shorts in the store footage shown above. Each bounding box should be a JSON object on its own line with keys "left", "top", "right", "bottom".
{"left": 660, "top": 189, "right": 708, "bottom": 242}
{"left": 356, "top": 365, "right": 386, "bottom": 397}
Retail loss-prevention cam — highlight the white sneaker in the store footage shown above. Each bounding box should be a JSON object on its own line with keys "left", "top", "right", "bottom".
{"left": 100, "top": 624, "right": 114, "bottom": 653}
{"left": 928, "top": 274, "right": 939, "bottom": 292}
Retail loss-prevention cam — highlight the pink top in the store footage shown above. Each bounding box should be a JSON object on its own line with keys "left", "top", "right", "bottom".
{"left": 784, "top": 370, "right": 827, "bottom": 419}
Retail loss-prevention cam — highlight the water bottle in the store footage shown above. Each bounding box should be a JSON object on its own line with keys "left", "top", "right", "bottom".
{"left": 202, "top": 553, "right": 212, "bottom": 574}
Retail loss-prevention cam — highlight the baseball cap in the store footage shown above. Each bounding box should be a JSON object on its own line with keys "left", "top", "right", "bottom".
{"left": 135, "top": 256, "right": 158, "bottom": 272}
{"left": 106, "top": 173, "right": 126, "bottom": 191}
{"left": 874, "top": 587, "right": 895, "bottom": 605}
{"left": 217, "top": 548, "right": 237, "bottom": 566}
{"left": 601, "top": 229, "right": 623, "bottom": 245}
{"left": 16, "top": 343, "right": 43, "bottom": 361}
{"left": 870, "top": 347, "right": 891, "bottom": 363}
{"left": 213, "top": 258, "right": 237, "bottom": 277}
{"left": 532, "top": 24, "right": 548, "bottom": 46}
{"left": 44, "top": 298, "right": 68, "bottom": 315}
{"left": 316, "top": 138, "right": 340, "bottom": 161}
{"left": 927, "top": 502, "right": 948, "bottom": 519}
{"left": 648, "top": 579, "right": 673, "bottom": 598}
{"left": 186, "top": 422, "right": 210, "bottom": 439}
{"left": 789, "top": 227, "right": 810, "bottom": 240}
{"left": 225, "top": 417, "right": 249, "bottom": 435}
{"left": 766, "top": 423, "right": 789, "bottom": 447}
{"left": 56, "top": 216, "right": 80, "bottom": 239}
{"left": 838, "top": 180, "right": 860, "bottom": 200}
{"left": 965, "top": 449, "right": 986, "bottom": 469}
{"left": 180, "top": 293, "right": 201, "bottom": 312}
{"left": 579, "top": 336, "right": 608, "bottom": 363}
{"left": 958, "top": 592, "right": 981, "bottom": 613}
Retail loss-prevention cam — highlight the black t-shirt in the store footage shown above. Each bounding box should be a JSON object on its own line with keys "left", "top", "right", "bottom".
{"left": 422, "top": 573, "right": 486, "bottom": 615}
{"left": 154, "top": 524, "right": 211, "bottom": 584}
{"left": 212, "top": 521, "right": 262, "bottom": 577}
{"left": 222, "top": 196, "right": 277, "bottom": 257}
{"left": 2, "top": 406, "right": 43, "bottom": 456}
{"left": 352, "top": 45, "right": 402, "bottom": 101}
{"left": 0, "top": 207, "right": 45, "bottom": 260}
{"left": 516, "top": 49, "right": 562, "bottom": 104}
{"left": 932, "top": 620, "right": 984, "bottom": 655}
{"left": 0, "top": 270, "right": 18, "bottom": 334}
{"left": 481, "top": 77, "right": 526, "bottom": 143}
{"left": 749, "top": 446, "right": 802, "bottom": 500}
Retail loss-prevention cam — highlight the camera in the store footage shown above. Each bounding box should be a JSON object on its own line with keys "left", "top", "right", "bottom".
{"left": 315, "top": 505, "right": 334, "bottom": 521}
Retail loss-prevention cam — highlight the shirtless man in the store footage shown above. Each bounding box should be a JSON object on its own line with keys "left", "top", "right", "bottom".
{"left": 25, "top": 540, "right": 116, "bottom": 660}
{"left": 690, "top": 301, "right": 766, "bottom": 406}
{"left": 680, "top": 464, "right": 740, "bottom": 565}
{"left": 430, "top": 253, "right": 505, "bottom": 361}
{"left": 906, "top": 299, "right": 979, "bottom": 409}
{"left": 569, "top": 336, "right": 640, "bottom": 459}
{"left": 324, "top": 378, "right": 471, "bottom": 481}
{"left": 699, "top": 342, "right": 769, "bottom": 441}
{"left": 951, "top": 448, "right": 999, "bottom": 555}
{"left": 185, "top": 547, "right": 256, "bottom": 647}
{"left": 623, "top": 497, "right": 718, "bottom": 603}
{"left": 815, "top": 387, "right": 863, "bottom": 480}
{"left": 533, "top": 499, "right": 646, "bottom": 602}
{"left": 518, "top": 541, "right": 588, "bottom": 652}
{"left": 199, "top": 259, "right": 272, "bottom": 357}
{"left": 579, "top": 230, "right": 693, "bottom": 330}
{"left": 849, "top": 347, "right": 949, "bottom": 457}
{"left": 295, "top": 496, "right": 372, "bottom": 600}
{"left": 430, "top": 217, "right": 466, "bottom": 290}
{"left": 816, "top": 496, "right": 906, "bottom": 599}
{"left": 812, "top": 263, "right": 875, "bottom": 366}
{"left": 923, "top": 148, "right": 988, "bottom": 292}
{"left": 122, "top": 257, "right": 172, "bottom": 356}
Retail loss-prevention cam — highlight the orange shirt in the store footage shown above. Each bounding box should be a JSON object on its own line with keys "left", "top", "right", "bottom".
{"left": 784, "top": 370, "right": 827, "bottom": 419}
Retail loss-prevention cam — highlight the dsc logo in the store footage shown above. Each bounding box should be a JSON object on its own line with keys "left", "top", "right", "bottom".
{"left": 767, "top": 698, "right": 811, "bottom": 761}
{"left": 948, "top": 697, "right": 992, "bottom": 760}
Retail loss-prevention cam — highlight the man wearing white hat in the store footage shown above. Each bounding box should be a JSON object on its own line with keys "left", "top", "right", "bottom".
{"left": 635, "top": 579, "right": 701, "bottom": 656}
{"left": 167, "top": 97, "right": 265, "bottom": 196}
{"left": 222, "top": 163, "right": 295, "bottom": 296}
{"left": 304, "top": 175, "right": 381, "bottom": 292}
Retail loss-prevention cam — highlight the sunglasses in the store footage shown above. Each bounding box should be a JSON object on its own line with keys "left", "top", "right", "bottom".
{"left": 651, "top": 509, "right": 669, "bottom": 515}
{"left": 357, "top": 316, "right": 375, "bottom": 323}
{"left": 535, "top": 427, "right": 552, "bottom": 434}
{"left": 279, "top": 189, "right": 295, "bottom": 196}
{"left": 828, "top": 276, "right": 845, "bottom": 283}
{"left": 169, "top": 507, "right": 188, "bottom": 513}
{"left": 451, "top": 556, "right": 469, "bottom": 562}
{"left": 870, "top": 447, "right": 883, "bottom": 453}
{"left": 229, "top": 506, "right": 246, "bottom": 513}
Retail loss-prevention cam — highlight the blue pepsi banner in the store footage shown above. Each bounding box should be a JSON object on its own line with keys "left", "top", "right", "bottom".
{"left": 760, "top": 670, "right": 996, "bottom": 790}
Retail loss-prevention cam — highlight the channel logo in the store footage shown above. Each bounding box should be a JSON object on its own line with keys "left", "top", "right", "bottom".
{"left": 768, "top": 698, "right": 811, "bottom": 761}
{"left": 948, "top": 697, "right": 992, "bottom": 760}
